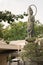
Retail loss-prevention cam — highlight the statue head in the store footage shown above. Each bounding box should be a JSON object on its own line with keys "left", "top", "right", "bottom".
{"left": 28, "top": 4, "right": 37, "bottom": 16}
{"left": 29, "top": 6, "right": 33, "bottom": 15}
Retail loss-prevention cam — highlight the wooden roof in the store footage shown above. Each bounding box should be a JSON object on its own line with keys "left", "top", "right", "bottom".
{"left": 0, "top": 43, "right": 22, "bottom": 50}
{"left": 0, "top": 40, "right": 26, "bottom": 50}
{"left": 0, "top": 40, "right": 24, "bottom": 50}
{"left": 0, "top": 40, "right": 25, "bottom": 54}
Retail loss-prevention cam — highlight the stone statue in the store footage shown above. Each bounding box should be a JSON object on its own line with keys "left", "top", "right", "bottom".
{"left": 27, "top": 5, "right": 37, "bottom": 37}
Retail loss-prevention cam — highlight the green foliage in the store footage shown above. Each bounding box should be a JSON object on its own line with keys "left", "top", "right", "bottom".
{"left": 24, "top": 43, "right": 36, "bottom": 58}
{"left": 0, "top": 24, "right": 3, "bottom": 38}
{"left": 21, "top": 41, "right": 43, "bottom": 61}
{"left": 34, "top": 24, "right": 43, "bottom": 37}
{"left": 26, "top": 37, "right": 36, "bottom": 42}
{"left": 3, "top": 21, "right": 27, "bottom": 41}
{"left": 0, "top": 11, "right": 28, "bottom": 23}
{"left": 0, "top": 11, "right": 15, "bottom": 23}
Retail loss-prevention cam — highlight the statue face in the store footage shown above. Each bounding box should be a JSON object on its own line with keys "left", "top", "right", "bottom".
{"left": 29, "top": 6, "right": 33, "bottom": 15}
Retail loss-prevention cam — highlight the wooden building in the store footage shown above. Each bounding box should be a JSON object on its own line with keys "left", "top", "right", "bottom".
{"left": 0, "top": 40, "right": 25, "bottom": 65}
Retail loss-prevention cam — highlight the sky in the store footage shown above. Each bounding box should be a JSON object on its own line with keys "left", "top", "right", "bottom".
{"left": 0, "top": 0, "right": 43, "bottom": 24}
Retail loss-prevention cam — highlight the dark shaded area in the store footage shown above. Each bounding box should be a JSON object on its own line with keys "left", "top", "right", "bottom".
{"left": 0, "top": 49, "right": 21, "bottom": 54}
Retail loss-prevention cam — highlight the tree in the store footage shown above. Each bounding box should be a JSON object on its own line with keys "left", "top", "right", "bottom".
{"left": 34, "top": 22, "right": 43, "bottom": 37}
{"left": 3, "top": 21, "right": 27, "bottom": 41}
{"left": 0, "top": 11, "right": 28, "bottom": 23}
